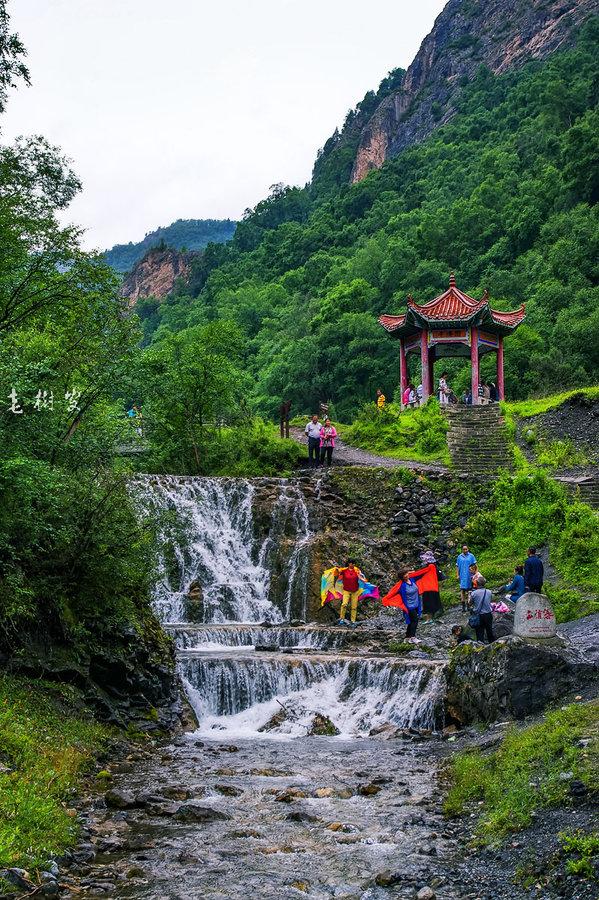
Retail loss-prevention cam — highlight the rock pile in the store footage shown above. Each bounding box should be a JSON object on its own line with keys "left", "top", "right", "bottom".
{"left": 390, "top": 479, "right": 449, "bottom": 539}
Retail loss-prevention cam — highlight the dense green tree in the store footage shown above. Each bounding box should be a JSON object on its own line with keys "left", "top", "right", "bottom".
{"left": 0, "top": 1, "right": 160, "bottom": 654}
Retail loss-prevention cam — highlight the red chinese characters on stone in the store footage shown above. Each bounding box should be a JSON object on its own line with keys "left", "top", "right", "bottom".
{"left": 526, "top": 608, "right": 554, "bottom": 621}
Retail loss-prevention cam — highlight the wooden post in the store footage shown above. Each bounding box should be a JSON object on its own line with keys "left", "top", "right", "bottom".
{"left": 471, "top": 326, "right": 479, "bottom": 405}
{"left": 399, "top": 339, "right": 408, "bottom": 406}
{"left": 421, "top": 330, "right": 431, "bottom": 401}
{"left": 497, "top": 336, "right": 505, "bottom": 401}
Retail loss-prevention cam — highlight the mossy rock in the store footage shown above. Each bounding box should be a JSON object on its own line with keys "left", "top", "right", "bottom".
{"left": 309, "top": 714, "right": 340, "bottom": 736}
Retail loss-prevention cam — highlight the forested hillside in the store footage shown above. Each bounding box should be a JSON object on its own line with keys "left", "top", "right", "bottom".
{"left": 135, "top": 19, "right": 599, "bottom": 424}
{"left": 104, "top": 218, "right": 236, "bottom": 273}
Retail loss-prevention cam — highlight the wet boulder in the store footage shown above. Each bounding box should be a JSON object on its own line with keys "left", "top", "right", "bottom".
{"left": 104, "top": 788, "right": 137, "bottom": 809}
{"left": 357, "top": 782, "right": 382, "bottom": 796}
{"left": 214, "top": 784, "right": 243, "bottom": 797}
{"left": 446, "top": 635, "right": 598, "bottom": 724}
{"left": 492, "top": 610, "right": 514, "bottom": 639}
{"left": 273, "top": 788, "right": 307, "bottom": 803}
{"left": 258, "top": 708, "right": 288, "bottom": 732}
{"left": 558, "top": 613, "right": 599, "bottom": 664}
{"left": 183, "top": 580, "right": 204, "bottom": 623}
{"left": 174, "top": 801, "right": 231, "bottom": 823}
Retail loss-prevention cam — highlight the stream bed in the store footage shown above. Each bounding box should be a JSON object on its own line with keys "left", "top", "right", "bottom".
{"left": 91, "top": 731, "right": 460, "bottom": 900}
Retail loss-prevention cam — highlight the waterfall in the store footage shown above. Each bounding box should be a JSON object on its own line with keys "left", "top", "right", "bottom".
{"left": 168, "top": 625, "right": 351, "bottom": 651}
{"left": 131, "top": 473, "right": 446, "bottom": 740}
{"left": 180, "top": 653, "right": 445, "bottom": 738}
{"left": 131, "top": 475, "right": 312, "bottom": 624}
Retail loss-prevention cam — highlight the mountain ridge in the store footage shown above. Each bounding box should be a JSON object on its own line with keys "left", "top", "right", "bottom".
{"left": 103, "top": 217, "right": 236, "bottom": 274}
{"left": 312, "top": 0, "right": 597, "bottom": 188}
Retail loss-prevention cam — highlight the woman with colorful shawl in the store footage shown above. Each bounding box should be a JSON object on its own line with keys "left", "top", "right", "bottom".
{"left": 320, "top": 562, "right": 379, "bottom": 626}
{"left": 381, "top": 555, "right": 444, "bottom": 624}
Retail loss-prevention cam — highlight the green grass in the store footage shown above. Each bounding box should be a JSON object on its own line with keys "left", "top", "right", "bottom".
{"left": 0, "top": 674, "right": 112, "bottom": 870}
{"left": 444, "top": 700, "right": 599, "bottom": 844}
{"left": 560, "top": 830, "right": 599, "bottom": 879}
{"left": 341, "top": 400, "right": 450, "bottom": 465}
{"left": 502, "top": 386, "right": 599, "bottom": 419}
{"left": 534, "top": 438, "right": 590, "bottom": 470}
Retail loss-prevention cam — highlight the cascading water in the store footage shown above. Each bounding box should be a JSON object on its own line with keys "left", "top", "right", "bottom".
{"left": 167, "top": 624, "right": 352, "bottom": 651}
{"left": 180, "top": 653, "right": 445, "bottom": 738}
{"left": 131, "top": 473, "right": 446, "bottom": 740}
{"left": 131, "top": 475, "right": 311, "bottom": 624}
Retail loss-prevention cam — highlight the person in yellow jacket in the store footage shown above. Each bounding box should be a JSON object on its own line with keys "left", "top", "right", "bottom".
{"left": 376, "top": 388, "right": 386, "bottom": 410}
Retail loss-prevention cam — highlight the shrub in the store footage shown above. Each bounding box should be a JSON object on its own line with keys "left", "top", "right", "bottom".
{"left": 343, "top": 399, "right": 450, "bottom": 464}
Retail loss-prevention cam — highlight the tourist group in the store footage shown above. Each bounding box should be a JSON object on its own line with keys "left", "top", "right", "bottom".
{"left": 321, "top": 547, "right": 544, "bottom": 644}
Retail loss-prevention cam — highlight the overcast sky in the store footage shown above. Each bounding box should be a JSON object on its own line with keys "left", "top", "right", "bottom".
{"left": 3, "top": 0, "right": 445, "bottom": 250}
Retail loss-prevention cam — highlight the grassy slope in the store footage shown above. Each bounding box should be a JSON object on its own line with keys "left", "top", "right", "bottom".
{"left": 333, "top": 401, "right": 451, "bottom": 465}
{"left": 444, "top": 700, "right": 598, "bottom": 838}
{"left": 437, "top": 469, "right": 599, "bottom": 622}
{"left": 503, "top": 386, "right": 599, "bottom": 419}
{"left": 0, "top": 675, "right": 112, "bottom": 871}
{"left": 502, "top": 386, "right": 599, "bottom": 470}
{"left": 443, "top": 700, "right": 599, "bottom": 881}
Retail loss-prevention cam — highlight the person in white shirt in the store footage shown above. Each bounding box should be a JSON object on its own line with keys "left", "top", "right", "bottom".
{"left": 438, "top": 372, "right": 450, "bottom": 406}
{"left": 416, "top": 384, "right": 423, "bottom": 406}
{"left": 304, "top": 414, "right": 323, "bottom": 467}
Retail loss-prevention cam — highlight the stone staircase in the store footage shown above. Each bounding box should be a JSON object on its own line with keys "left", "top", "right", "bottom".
{"left": 554, "top": 474, "right": 599, "bottom": 510}
{"left": 444, "top": 405, "right": 514, "bottom": 477}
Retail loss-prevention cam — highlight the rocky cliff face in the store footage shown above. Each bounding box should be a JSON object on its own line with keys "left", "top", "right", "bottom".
{"left": 120, "top": 247, "right": 192, "bottom": 305}
{"left": 350, "top": 0, "right": 595, "bottom": 182}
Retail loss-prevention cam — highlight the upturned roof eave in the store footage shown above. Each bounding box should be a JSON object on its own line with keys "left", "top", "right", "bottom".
{"left": 380, "top": 304, "right": 526, "bottom": 337}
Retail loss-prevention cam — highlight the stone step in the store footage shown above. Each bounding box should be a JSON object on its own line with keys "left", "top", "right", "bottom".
{"left": 445, "top": 405, "right": 513, "bottom": 475}
{"left": 444, "top": 411, "right": 503, "bottom": 419}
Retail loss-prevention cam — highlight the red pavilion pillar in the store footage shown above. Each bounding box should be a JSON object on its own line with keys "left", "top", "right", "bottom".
{"left": 428, "top": 347, "right": 435, "bottom": 401}
{"left": 421, "top": 329, "right": 431, "bottom": 401}
{"left": 399, "top": 339, "right": 408, "bottom": 406}
{"left": 497, "top": 335, "right": 505, "bottom": 401}
{"left": 471, "top": 326, "right": 480, "bottom": 405}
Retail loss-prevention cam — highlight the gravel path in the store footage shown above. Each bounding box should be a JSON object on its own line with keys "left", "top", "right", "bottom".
{"left": 289, "top": 427, "right": 448, "bottom": 473}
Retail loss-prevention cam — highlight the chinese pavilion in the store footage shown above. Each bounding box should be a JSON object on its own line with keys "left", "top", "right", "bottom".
{"left": 379, "top": 275, "right": 525, "bottom": 404}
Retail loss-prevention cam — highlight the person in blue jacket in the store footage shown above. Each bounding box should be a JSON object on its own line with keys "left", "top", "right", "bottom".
{"left": 499, "top": 564, "right": 526, "bottom": 602}
{"left": 524, "top": 547, "right": 544, "bottom": 593}
{"left": 396, "top": 569, "right": 422, "bottom": 639}
{"left": 456, "top": 544, "right": 477, "bottom": 611}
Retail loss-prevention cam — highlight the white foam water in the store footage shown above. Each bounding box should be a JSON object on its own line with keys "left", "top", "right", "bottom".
{"left": 168, "top": 625, "right": 349, "bottom": 651}
{"left": 131, "top": 475, "right": 312, "bottom": 625}
{"left": 180, "top": 653, "right": 445, "bottom": 739}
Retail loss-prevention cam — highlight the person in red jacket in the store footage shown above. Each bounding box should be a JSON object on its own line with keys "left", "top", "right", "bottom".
{"left": 336, "top": 559, "right": 362, "bottom": 626}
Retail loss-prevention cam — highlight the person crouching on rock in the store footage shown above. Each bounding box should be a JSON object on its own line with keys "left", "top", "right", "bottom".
{"left": 451, "top": 623, "right": 476, "bottom": 645}
{"left": 397, "top": 569, "right": 422, "bottom": 640}
{"left": 337, "top": 560, "right": 362, "bottom": 627}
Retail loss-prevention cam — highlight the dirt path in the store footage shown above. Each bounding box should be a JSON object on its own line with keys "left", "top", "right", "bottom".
{"left": 289, "top": 427, "right": 448, "bottom": 473}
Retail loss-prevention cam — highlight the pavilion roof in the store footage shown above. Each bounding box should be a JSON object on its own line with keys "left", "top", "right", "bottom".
{"left": 379, "top": 274, "right": 525, "bottom": 337}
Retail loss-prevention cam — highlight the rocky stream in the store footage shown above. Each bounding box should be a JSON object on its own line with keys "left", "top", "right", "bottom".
{"left": 52, "top": 474, "right": 597, "bottom": 900}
